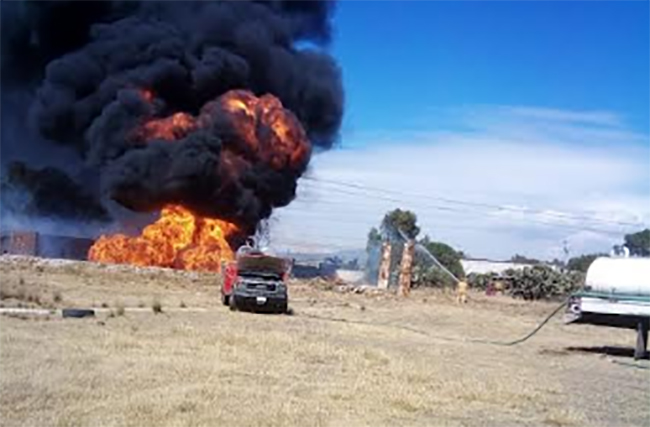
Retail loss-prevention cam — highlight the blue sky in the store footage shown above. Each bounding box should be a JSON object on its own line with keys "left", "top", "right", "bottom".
{"left": 272, "top": 1, "right": 650, "bottom": 260}
{"left": 333, "top": 1, "right": 649, "bottom": 140}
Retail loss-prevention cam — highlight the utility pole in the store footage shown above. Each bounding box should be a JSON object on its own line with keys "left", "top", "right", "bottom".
{"left": 563, "top": 239, "right": 570, "bottom": 267}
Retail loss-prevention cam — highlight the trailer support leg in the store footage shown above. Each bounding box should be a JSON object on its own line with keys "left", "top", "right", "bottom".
{"left": 634, "top": 319, "right": 649, "bottom": 360}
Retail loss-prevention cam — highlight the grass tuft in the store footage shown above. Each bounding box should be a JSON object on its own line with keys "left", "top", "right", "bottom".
{"left": 115, "top": 302, "right": 125, "bottom": 317}
{"left": 152, "top": 298, "right": 163, "bottom": 314}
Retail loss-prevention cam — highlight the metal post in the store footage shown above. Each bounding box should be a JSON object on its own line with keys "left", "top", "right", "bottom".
{"left": 398, "top": 240, "right": 415, "bottom": 297}
{"left": 635, "top": 318, "right": 649, "bottom": 360}
{"left": 377, "top": 241, "right": 391, "bottom": 289}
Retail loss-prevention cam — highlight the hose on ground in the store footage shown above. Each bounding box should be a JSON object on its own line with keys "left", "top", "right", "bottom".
{"left": 298, "top": 298, "right": 569, "bottom": 347}
{"left": 468, "top": 298, "right": 569, "bottom": 346}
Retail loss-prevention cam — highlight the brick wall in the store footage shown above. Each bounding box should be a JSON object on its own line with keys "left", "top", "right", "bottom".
{"left": 1, "top": 231, "right": 93, "bottom": 260}
{"left": 0, "top": 231, "right": 39, "bottom": 255}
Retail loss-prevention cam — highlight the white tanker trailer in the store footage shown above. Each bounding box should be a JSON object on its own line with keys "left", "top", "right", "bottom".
{"left": 565, "top": 257, "right": 650, "bottom": 359}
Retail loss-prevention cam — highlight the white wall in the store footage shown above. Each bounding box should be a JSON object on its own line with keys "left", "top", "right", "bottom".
{"left": 461, "top": 259, "right": 537, "bottom": 275}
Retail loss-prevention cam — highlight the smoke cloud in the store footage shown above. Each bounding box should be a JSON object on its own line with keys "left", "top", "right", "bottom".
{"left": 1, "top": 0, "right": 343, "bottom": 235}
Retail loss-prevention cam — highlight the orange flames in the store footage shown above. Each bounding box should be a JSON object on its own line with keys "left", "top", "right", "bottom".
{"left": 139, "top": 89, "right": 154, "bottom": 103}
{"left": 89, "top": 205, "right": 237, "bottom": 272}
{"left": 89, "top": 89, "right": 309, "bottom": 272}
{"left": 217, "top": 91, "right": 309, "bottom": 170}
{"left": 132, "top": 89, "right": 309, "bottom": 168}
{"left": 140, "top": 112, "right": 196, "bottom": 141}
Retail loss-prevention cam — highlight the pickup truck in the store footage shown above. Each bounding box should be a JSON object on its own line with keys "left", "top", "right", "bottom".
{"left": 221, "top": 247, "right": 290, "bottom": 314}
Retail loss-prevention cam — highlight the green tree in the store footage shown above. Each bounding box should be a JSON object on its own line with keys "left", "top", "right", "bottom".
{"left": 624, "top": 229, "right": 650, "bottom": 257}
{"left": 418, "top": 235, "right": 465, "bottom": 281}
{"left": 366, "top": 227, "right": 381, "bottom": 252}
{"left": 566, "top": 253, "right": 605, "bottom": 273}
{"left": 365, "top": 209, "right": 421, "bottom": 287}
{"left": 365, "top": 226, "right": 383, "bottom": 283}
{"left": 381, "top": 208, "right": 420, "bottom": 239}
{"left": 510, "top": 254, "right": 541, "bottom": 265}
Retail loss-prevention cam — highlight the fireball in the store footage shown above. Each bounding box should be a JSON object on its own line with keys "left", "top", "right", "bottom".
{"left": 88, "top": 90, "right": 308, "bottom": 272}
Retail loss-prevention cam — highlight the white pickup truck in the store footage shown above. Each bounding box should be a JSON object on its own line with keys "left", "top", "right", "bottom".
{"left": 565, "top": 257, "right": 650, "bottom": 360}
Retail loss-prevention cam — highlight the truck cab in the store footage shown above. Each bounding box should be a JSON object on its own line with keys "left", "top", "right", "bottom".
{"left": 221, "top": 247, "right": 289, "bottom": 314}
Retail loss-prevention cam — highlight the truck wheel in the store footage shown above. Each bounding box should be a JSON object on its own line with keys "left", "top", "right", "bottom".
{"left": 279, "top": 301, "right": 288, "bottom": 315}
{"left": 229, "top": 297, "right": 238, "bottom": 311}
{"left": 221, "top": 294, "right": 230, "bottom": 306}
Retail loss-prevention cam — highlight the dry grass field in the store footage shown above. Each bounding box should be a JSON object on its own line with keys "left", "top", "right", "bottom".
{"left": 1, "top": 255, "right": 648, "bottom": 427}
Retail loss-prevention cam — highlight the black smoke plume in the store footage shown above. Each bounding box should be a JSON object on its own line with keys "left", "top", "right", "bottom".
{"left": 1, "top": 161, "right": 110, "bottom": 223}
{"left": 1, "top": 1, "right": 343, "bottom": 235}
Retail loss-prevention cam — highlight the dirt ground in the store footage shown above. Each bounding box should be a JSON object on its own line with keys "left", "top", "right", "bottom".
{"left": 0, "top": 255, "right": 648, "bottom": 427}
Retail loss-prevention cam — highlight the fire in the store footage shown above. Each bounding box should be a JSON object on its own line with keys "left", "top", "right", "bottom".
{"left": 89, "top": 205, "right": 237, "bottom": 272}
{"left": 217, "top": 90, "right": 310, "bottom": 170}
{"left": 139, "top": 89, "right": 154, "bottom": 103}
{"left": 90, "top": 89, "right": 309, "bottom": 272}
{"left": 133, "top": 89, "right": 309, "bottom": 170}
{"left": 139, "top": 112, "right": 197, "bottom": 141}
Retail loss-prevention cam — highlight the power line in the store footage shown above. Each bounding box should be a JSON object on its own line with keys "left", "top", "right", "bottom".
{"left": 269, "top": 237, "right": 358, "bottom": 251}
{"left": 275, "top": 207, "right": 539, "bottom": 234}
{"left": 294, "top": 180, "right": 630, "bottom": 236}
{"left": 302, "top": 176, "right": 644, "bottom": 227}
{"left": 301, "top": 176, "right": 645, "bottom": 228}
{"left": 269, "top": 227, "right": 366, "bottom": 243}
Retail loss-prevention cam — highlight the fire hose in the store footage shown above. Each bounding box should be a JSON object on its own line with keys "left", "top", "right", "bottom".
{"left": 298, "top": 298, "right": 568, "bottom": 347}
{"left": 299, "top": 300, "right": 650, "bottom": 370}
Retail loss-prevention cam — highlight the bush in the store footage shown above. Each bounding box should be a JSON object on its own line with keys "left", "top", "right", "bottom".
{"left": 418, "top": 239, "right": 465, "bottom": 280}
{"left": 467, "top": 273, "right": 493, "bottom": 291}
{"left": 469, "top": 267, "right": 585, "bottom": 300}
{"left": 412, "top": 265, "right": 456, "bottom": 288}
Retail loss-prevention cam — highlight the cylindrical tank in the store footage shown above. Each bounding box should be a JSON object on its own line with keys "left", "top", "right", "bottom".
{"left": 585, "top": 257, "right": 650, "bottom": 296}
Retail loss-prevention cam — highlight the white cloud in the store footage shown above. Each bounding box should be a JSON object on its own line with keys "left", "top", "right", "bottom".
{"left": 497, "top": 106, "right": 623, "bottom": 127}
{"left": 270, "top": 106, "right": 650, "bottom": 260}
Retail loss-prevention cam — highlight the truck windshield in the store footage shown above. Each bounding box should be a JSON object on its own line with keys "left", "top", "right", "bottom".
{"left": 238, "top": 271, "right": 283, "bottom": 280}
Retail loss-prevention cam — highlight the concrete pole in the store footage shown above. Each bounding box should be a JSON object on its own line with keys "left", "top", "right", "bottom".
{"left": 398, "top": 240, "right": 415, "bottom": 297}
{"left": 377, "top": 241, "right": 392, "bottom": 289}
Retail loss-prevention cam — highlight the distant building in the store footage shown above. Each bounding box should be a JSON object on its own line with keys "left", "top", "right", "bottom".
{"left": 461, "top": 258, "right": 556, "bottom": 276}
{"left": 289, "top": 258, "right": 340, "bottom": 279}
{"left": 0, "top": 230, "right": 94, "bottom": 260}
{"left": 290, "top": 261, "right": 321, "bottom": 279}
